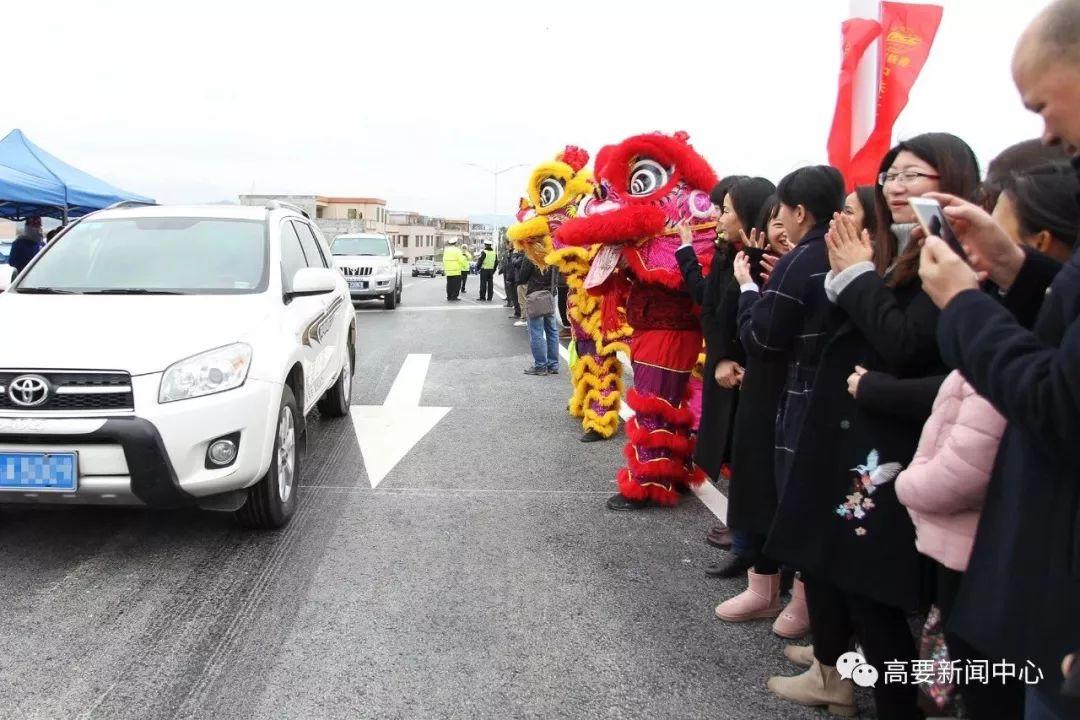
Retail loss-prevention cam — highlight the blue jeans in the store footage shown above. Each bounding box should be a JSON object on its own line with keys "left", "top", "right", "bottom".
{"left": 527, "top": 313, "right": 559, "bottom": 370}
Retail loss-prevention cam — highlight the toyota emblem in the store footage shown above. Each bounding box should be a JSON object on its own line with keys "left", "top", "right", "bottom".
{"left": 9, "top": 375, "right": 50, "bottom": 408}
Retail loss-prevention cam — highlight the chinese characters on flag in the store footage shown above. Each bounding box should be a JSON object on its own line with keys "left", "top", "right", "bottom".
{"left": 827, "top": 2, "right": 945, "bottom": 190}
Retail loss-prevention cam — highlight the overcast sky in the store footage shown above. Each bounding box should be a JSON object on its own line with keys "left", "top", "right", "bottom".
{"left": 5, "top": 0, "right": 1049, "bottom": 219}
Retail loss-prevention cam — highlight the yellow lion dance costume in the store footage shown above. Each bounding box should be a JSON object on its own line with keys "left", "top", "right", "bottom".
{"left": 507, "top": 146, "right": 630, "bottom": 441}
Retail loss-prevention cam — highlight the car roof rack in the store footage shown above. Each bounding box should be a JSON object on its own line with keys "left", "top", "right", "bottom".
{"left": 265, "top": 200, "right": 310, "bottom": 219}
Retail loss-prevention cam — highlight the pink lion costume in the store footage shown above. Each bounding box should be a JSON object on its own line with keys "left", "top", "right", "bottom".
{"left": 557, "top": 131, "right": 719, "bottom": 509}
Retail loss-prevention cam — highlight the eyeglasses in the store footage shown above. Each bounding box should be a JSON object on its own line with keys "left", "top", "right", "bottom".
{"left": 878, "top": 170, "right": 941, "bottom": 186}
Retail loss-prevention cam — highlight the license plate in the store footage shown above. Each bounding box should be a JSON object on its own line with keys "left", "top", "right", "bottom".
{"left": 0, "top": 452, "right": 78, "bottom": 492}
{"left": 348, "top": 280, "right": 367, "bottom": 290}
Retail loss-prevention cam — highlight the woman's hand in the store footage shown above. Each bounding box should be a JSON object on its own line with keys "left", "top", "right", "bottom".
{"left": 826, "top": 212, "right": 873, "bottom": 273}
{"left": 740, "top": 228, "right": 766, "bottom": 250}
{"left": 677, "top": 221, "right": 694, "bottom": 248}
{"left": 733, "top": 251, "right": 753, "bottom": 285}
{"left": 714, "top": 360, "right": 745, "bottom": 389}
{"left": 924, "top": 192, "right": 1026, "bottom": 290}
{"left": 847, "top": 365, "right": 867, "bottom": 398}
{"left": 760, "top": 253, "right": 779, "bottom": 285}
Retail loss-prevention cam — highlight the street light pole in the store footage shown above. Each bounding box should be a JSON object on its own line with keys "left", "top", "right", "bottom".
{"left": 466, "top": 162, "right": 526, "bottom": 250}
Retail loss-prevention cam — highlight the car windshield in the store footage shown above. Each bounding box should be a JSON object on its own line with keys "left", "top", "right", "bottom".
{"left": 15, "top": 217, "right": 267, "bottom": 294}
{"left": 416, "top": 261, "right": 433, "bottom": 266}
{"left": 0, "top": 242, "right": 10, "bottom": 263}
{"left": 331, "top": 237, "right": 390, "bottom": 257}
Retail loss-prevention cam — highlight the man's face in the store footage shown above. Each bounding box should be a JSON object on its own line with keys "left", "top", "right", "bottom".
{"left": 1014, "top": 35, "right": 1080, "bottom": 156}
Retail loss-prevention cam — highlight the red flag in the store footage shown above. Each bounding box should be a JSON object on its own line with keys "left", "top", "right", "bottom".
{"left": 827, "top": 17, "right": 882, "bottom": 184}
{"left": 847, "top": 2, "right": 944, "bottom": 187}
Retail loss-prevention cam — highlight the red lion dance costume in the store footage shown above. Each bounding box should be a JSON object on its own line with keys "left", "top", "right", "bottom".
{"left": 508, "top": 146, "right": 630, "bottom": 441}
{"left": 558, "top": 132, "right": 718, "bottom": 510}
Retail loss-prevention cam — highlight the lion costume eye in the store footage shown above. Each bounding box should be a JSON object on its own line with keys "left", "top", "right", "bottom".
{"left": 628, "top": 158, "right": 671, "bottom": 196}
{"left": 539, "top": 178, "right": 565, "bottom": 207}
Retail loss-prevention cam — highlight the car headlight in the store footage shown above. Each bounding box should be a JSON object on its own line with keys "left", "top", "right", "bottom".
{"left": 159, "top": 343, "right": 252, "bottom": 403}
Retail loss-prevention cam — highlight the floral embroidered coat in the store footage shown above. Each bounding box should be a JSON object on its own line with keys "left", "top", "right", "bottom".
{"left": 764, "top": 271, "right": 945, "bottom": 611}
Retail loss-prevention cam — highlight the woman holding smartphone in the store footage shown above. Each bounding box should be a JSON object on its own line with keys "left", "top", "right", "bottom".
{"left": 762, "top": 133, "right": 981, "bottom": 720}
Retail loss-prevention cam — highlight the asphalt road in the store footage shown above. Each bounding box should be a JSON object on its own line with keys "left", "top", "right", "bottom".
{"left": 0, "top": 275, "right": 838, "bottom": 720}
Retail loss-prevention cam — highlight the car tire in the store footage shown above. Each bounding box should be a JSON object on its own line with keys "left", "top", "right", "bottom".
{"left": 235, "top": 385, "right": 300, "bottom": 530}
{"left": 396, "top": 285, "right": 403, "bottom": 304}
{"left": 384, "top": 288, "right": 397, "bottom": 310}
{"left": 317, "top": 348, "right": 353, "bottom": 418}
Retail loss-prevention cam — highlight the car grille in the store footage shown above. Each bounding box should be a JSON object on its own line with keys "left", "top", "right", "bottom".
{"left": 0, "top": 371, "right": 134, "bottom": 412}
{"left": 340, "top": 267, "right": 373, "bottom": 277}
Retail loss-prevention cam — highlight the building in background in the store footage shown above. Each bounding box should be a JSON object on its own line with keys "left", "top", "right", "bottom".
{"left": 468, "top": 223, "right": 493, "bottom": 254}
{"left": 238, "top": 194, "right": 388, "bottom": 239}
{"left": 387, "top": 211, "right": 444, "bottom": 265}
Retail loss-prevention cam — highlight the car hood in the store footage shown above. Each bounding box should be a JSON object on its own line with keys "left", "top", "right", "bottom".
{"left": 0, "top": 292, "right": 272, "bottom": 376}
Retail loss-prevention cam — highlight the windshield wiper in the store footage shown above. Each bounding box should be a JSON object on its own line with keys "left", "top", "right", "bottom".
{"left": 82, "top": 289, "right": 186, "bottom": 295}
{"left": 15, "top": 287, "right": 79, "bottom": 294}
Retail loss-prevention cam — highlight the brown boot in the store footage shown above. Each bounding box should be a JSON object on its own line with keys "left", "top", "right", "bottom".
{"left": 783, "top": 643, "right": 814, "bottom": 668}
{"left": 766, "top": 659, "right": 856, "bottom": 717}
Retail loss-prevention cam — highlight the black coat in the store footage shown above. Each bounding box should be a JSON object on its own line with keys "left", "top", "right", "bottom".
{"left": 737, "top": 229, "right": 837, "bottom": 491}
{"left": 937, "top": 246, "right": 1080, "bottom": 691}
{"left": 726, "top": 350, "right": 788, "bottom": 535}
{"left": 677, "top": 245, "right": 739, "bottom": 479}
{"left": 517, "top": 259, "right": 555, "bottom": 295}
{"left": 765, "top": 271, "right": 944, "bottom": 611}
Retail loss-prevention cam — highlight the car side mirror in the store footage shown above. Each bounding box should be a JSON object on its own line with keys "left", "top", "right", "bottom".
{"left": 393, "top": 252, "right": 405, "bottom": 262}
{"left": 287, "top": 267, "right": 338, "bottom": 299}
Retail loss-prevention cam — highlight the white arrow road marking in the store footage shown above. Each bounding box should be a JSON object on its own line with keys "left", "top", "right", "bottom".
{"left": 350, "top": 354, "right": 450, "bottom": 489}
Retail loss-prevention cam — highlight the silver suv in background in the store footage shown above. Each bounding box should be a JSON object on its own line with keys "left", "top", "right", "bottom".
{"left": 331, "top": 233, "right": 403, "bottom": 310}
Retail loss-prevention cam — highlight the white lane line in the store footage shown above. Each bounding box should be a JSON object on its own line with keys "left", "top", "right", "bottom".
{"left": 557, "top": 343, "right": 725, "bottom": 520}
{"left": 691, "top": 481, "right": 728, "bottom": 523}
{"left": 355, "top": 305, "right": 505, "bottom": 312}
{"left": 383, "top": 353, "right": 430, "bottom": 407}
{"left": 301, "top": 485, "right": 613, "bottom": 495}
{"left": 404, "top": 283, "right": 415, "bottom": 290}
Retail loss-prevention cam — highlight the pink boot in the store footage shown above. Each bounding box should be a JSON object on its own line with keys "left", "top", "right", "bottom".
{"left": 772, "top": 577, "right": 810, "bottom": 639}
{"left": 714, "top": 570, "right": 781, "bottom": 622}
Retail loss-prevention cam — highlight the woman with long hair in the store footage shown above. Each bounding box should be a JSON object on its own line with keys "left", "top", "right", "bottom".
{"left": 765, "top": 133, "right": 981, "bottom": 719}
{"left": 677, "top": 176, "right": 775, "bottom": 573}
{"left": 715, "top": 195, "right": 810, "bottom": 632}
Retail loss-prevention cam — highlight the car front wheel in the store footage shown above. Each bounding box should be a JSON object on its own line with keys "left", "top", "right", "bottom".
{"left": 235, "top": 386, "right": 301, "bottom": 529}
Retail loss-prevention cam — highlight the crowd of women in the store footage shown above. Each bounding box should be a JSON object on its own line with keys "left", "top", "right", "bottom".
{"left": 659, "top": 3, "right": 1080, "bottom": 718}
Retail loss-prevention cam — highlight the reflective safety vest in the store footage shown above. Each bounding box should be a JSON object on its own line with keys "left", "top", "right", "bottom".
{"left": 481, "top": 249, "right": 497, "bottom": 270}
{"left": 442, "top": 247, "right": 463, "bottom": 276}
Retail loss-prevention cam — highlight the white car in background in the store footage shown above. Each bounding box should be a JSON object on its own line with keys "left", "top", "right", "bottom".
{"left": 0, "top": 202, "right": 355, "bottom": 529}
{"left": 330, "top": 233, "right": 404, "bottom": 309}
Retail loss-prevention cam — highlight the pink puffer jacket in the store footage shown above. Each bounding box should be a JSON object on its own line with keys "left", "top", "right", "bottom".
{"left": 895, "top": 370, "right": 1006, "bottom": 572}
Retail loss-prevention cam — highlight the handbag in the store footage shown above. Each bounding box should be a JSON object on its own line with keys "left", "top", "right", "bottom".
{"left": 525, "top": 289, "right": 554, "bottom": 317}
{"left": 525, "top": 266, "right": 556, "bottom": 317}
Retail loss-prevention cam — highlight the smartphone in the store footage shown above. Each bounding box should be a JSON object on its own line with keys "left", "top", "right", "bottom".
{"left": 909, "top": 197, "right": 967, "bottom": 260}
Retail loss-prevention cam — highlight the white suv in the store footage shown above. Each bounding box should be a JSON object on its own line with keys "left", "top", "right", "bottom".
{"left": 0, "top": 202, "right": 355, "bottom": 529}
{"left": 330, "top": 233, "right": 403, "bottom": 309}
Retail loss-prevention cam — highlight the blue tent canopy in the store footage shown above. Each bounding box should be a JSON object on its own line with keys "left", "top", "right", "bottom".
{"left": 0, "top": 129, "right": 154, "bottom": 221}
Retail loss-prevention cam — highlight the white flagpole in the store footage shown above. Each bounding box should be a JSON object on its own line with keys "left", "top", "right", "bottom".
{"left": 850, "top": 0, "right": 881, "bottom": 158}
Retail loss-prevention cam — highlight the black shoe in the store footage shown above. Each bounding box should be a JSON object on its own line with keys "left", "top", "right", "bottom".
{"left": 605, "top": 493, "right": 653, "bottom": 511}
{"left": 706, "top": 526, "right": 732, "bottom": 550}
{"left": 524, "top": 367, "right": 548, "bottom": 376}
{"left": 704, "top": 553, "right": 754, "bottom": 578}
{"left": 676, "top": 483, "right": 695, "bottom": 496}
{"left": 580, "top": 429, "right": 607, "bottom": 443}
{"left": 546, "top": 367, "right": 559, "bottom": 375}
